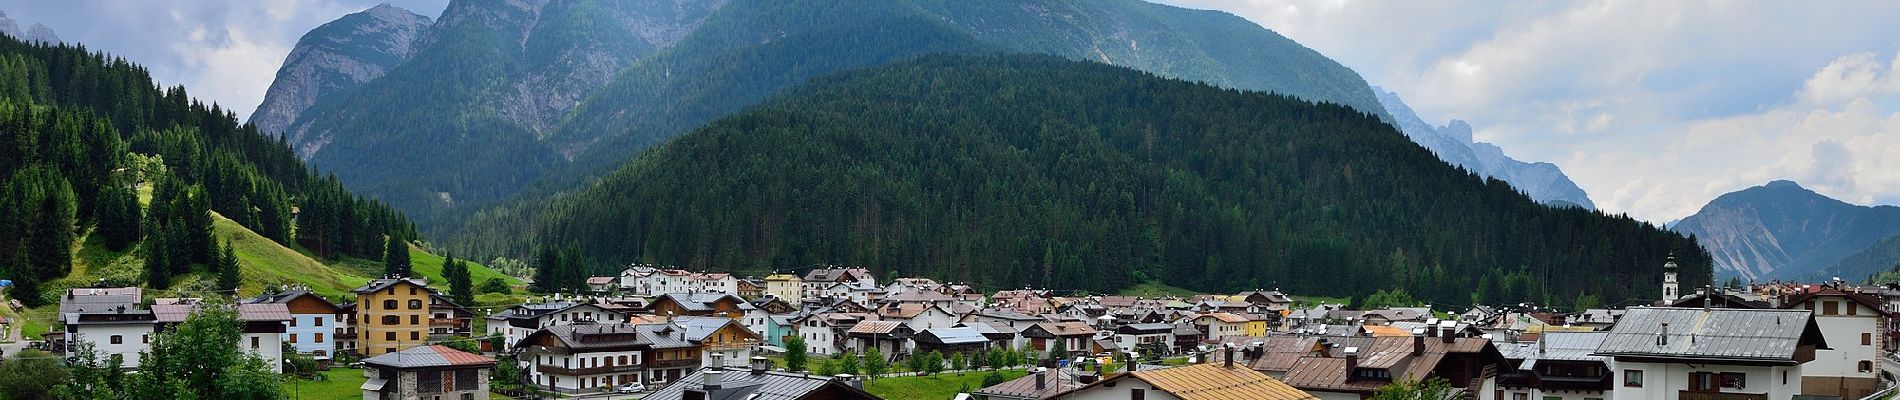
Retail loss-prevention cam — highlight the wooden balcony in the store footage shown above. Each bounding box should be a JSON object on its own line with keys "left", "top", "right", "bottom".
{"left": 1678, "top": 391, "right": 1767, "bottom": 400}
{"left": 646, "top": 358, "right": 699, "bottom": 369}
{"left": 536, "top": 363, "right": 643, "bottom": 376}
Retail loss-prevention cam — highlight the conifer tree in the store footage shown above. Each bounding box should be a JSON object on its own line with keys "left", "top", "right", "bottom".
{"left": 383, "top": 234, "right": 411, "bottom": 277}
{"left": 215, "top": 240, "right": 239, "bottom": 291}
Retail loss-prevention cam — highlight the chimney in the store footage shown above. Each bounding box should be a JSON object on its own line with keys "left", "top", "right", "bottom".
{"left": 1035, "top": 367, "right": 1048, "bottom": 390}
{"left": 1426, "top": 324, "right": 1438, "bottom": 338}
{"left": 1412, "top": 334, "right": 1424, "bottom": 356}
{"left": 1538, "top": 336, "right": 1547, "bottom": 354}
{"left": 750, "top": 356, "right": 769, "bottom": 375}
{"left": 1659, "top": 322, "right": 1670, "bottom": 346}
{"left": 702, "top": 368, "right": 724, "bottom": 391}
{"left": 1224, "top": 344, "right": 1236, "bottom": 369}
{"left": 710, "top": 352, "right": 726, "bottom": 369}
{"left": 1344, "top": 347, "right": 1359, "bottom": 369}
{"left": 834, "top": 374, "right": 862, "bottom": 390}
{"left": 1703, "top": 285, "right": 1713, "bottom": 311}
{"left": 1439, "top": 321, "right": 1456, "bottom": 344}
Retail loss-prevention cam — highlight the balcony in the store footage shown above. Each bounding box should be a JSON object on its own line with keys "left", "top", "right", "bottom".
{"left": 647, "top": 358, "right": 699, "bottom": 369}
{"left": 1678, "top": 391, "right": 1767, "bottom": 400}
{"left": 536, "top": 363, "right": 643, "bottom": 376}
{"left": 1537, "top": 375, "right": 1610, "bottom": 391}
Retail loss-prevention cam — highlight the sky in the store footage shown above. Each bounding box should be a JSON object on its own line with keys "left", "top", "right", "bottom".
{"left": 0, "top": 0, "right": 447, "bottom": 120}
{"left": 1154, "top": 0, "right": 1900, "bottom": 222}
{"left": 1, "top": 1, "right": 1897, "bottom": 222}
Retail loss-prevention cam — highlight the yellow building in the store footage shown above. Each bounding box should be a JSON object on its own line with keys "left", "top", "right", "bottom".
{"left": 352, "top": 278, "right": 435, "bottom": 356}
{"left": 764, "top": 274, "right": 803, "bottom": 303}
{"left": 1244, "top": 316, "right": 1270, "bottom": 337}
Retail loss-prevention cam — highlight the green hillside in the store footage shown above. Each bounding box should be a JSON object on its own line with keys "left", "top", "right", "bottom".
{"left": 454, "top": 54, "right": 1710, "bottom": 306}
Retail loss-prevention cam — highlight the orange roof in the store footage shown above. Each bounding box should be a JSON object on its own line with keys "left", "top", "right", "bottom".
{"left": 1121, "top": 364, "right": 1318, "bottom": 400}
{"left": 1364, "top": 325, "right": 1413, "bottom": 337}
{"left": 1203, "top": 312, "right": 1248, "bottom": 324}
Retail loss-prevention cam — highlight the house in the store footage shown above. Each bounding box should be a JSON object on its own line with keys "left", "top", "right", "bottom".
{"left": 800, "top": 266, "right": 875, "bottom": 299}
{"left": 875, "top": 302, "right": 959, "bottom": 332}
{"left": 762, "top": 315, "right": 797, "bottom": 348}
{"left": 845, "top": 320, "right": 913, "bottom": 358}
{"left": 335, "top": 302, "right": 358, "bottom": 354}
{"left": 1236, "top": 290, "right": 1295, "bottom": 311}
{"left": 974, "top": 366, "right": 1102, "bottom": 400}
{"left": 1779, "top": 286, "right": 1889, "bottom": 399}
{"left": 1277, "top": 333, "right": 1510, "bottom": 399}
{"left": 914, "top": 326, "right": 991, "bottom": 357}
{"left": 799, "top": 312, "right": 875, "bottom": 356}
{"left": 59, "top": 287, "right": 154, "bottom": 369}
{"left": 352, "top": 277, "right": 437, "bottom": 356}
{"left": 427, "top": 294, "right": 473, "bottom": 340}
{"left": 962, "top": 321, "right": 1021, "bottom": 350}
{"left": 644, "top": 356, "right": 880, "bottom": 400}
{"left": 242, "top": 290, "right": 341, "bottom": 357}
{"left": 1049, "top": 362, "right": 1319, "bottom": 400}
{"left": 1022, "top": 322, "right": 1096, "bottom": 354}
{"left": 585, "top": 276, "right": 616, "bottom": 293}
{"left": 1592, "top": 307, "right": 1826, "bottom": 400}
{"left": 1114, "top": 323, "right": 1177, "bottom": 357}
{"left": 636, "top": 323, "right": 704, "bottom": 385}
{"left": 152, "top": 301, "right": 292, "bottom": 373}
{"left": 651, "top": 292, "right": 754, "bottom": 320}
{"left": 672, "top": 316, "right": 762, "bottom": 368}
{"left": 1190, "top": 312, "right": 1250, "bottom": 341}
{"left": 741, "top": 297, "right": 796, "bottom": 341}
{"left": 689, "top": 272, "right": 737, "bottom": 294}
{"left": 517, "top": 323, "right": 653, "bottom": 393}
{"left": 486, "top": 301, "right": 628, "bottom": 352}
{"left": 1497, "top": 332, "right": 1614, "bottom": 400}
{"left": 763, "top": 274, "right": 803, "bottom": 304}
{"left": 1171, "top": 324, "right": 1204, "bottom": 355}
{"left": 735, "top": 278, "right": 765, "bottom": 298}
{"left": 360, "top": 345, "right": 495, "bottom": 400}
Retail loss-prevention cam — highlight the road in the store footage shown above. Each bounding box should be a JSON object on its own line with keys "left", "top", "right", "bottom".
{"left": 0, "top": 292, "right": 26, "bottom": 360}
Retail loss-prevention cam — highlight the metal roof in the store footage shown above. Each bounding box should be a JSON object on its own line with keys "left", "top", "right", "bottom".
{"left": 362, "top": 345, "right": 496, "bottom": 369}
{"left": 673, "top": 316, "right": 745, "bottom": 341}
{"left": 646, "top": 367, "right": 876, "bottom": 400}
{"left": 919, "top": 327, "right": 989, "bottom": 345}
{"left": 1593, "top": 307, "right": 1822, "bottom": 363}
{"left": 638, "top": 323, "right": 697, "bottom": 349}
{"left": 976, "top": 367, "right": 1098, "bottom": 399}
{"left": 1503, "top": 332, "right": 1610, "bottom": 369}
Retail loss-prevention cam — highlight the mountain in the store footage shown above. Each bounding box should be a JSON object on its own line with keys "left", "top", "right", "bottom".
{"left": 1673, "top": 180, "right": 1900, "bottom": 281}
{"left": 1374, "top": 88, "right": 1595, "bottom": 209}
{"left": 264, "top": 0, "right": 1392, "bottom": 235}
{"left": 0, "top": 11, "right": 59, "bottom": 43}
{"left": 249, "top": 4, "right": 432, "bottom": 144}
{"left": 1836, "top": 233, "right": 1900, "bottom": 282}
{"left": 452, "top": 54, "right": 1709, "bottom": 304}
{"left": 0, "top": 33, "right": 417, "bottom": 305}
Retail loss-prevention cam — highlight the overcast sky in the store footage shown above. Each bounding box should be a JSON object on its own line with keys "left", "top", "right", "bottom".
{"left": 2, "top": 1, "right": 1897, "bottom": 222}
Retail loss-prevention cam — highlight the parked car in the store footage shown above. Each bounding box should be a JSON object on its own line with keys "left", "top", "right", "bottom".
{"left": 615, "top": 382, "right": 647, "bottom": 393}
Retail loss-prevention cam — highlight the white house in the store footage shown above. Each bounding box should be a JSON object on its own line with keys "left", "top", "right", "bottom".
{"left": 242, "top": 290, "right": 341, "bottom": 357}
{"left": 516, "top": 323, "right": 650, "bottom": 393}
{"left": 617, "top": 265, "right": 658, "bottom": 295}
{"left": 59, "top": 287, "right": 153, "bottom": 369}
{"left": 1594, "top": 307, "right": 1825, "bottom": 400}
{"left": 486, "top": 301, "right": 628, "bottom": 352}
{"left": 1781, "top": 286, "right": 1887, "bottom": 399}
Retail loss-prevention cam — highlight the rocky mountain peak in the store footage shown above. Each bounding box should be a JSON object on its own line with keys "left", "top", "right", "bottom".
{"left": 1675, "top": 180, "right": 1900, "bottom": 281}
{"left": 248, "top": 4, "right": 433, "bottom": 145}
{"left": 1373, "top": 87, "right": 1595, "bottom": 209}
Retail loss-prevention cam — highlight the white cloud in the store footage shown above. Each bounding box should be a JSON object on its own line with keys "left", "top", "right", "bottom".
{"left": 1154, "top": 0, "right": 1900, "bottom": 221}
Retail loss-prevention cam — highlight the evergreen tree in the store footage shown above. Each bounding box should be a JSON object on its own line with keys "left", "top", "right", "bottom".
{"left": 215, "top": 239, "right": 240, "bottom": 291}
{"left": 144, "top": 229, "right": 171, "bottom": 289}
{"left": 95, "top": 182, "right": 142, "bottom": 250}
{"left": 444, "top": 253, "right": 473, "bottom": 306}
{"left": 383, "top": 234, "right": 411, "bottom": 277}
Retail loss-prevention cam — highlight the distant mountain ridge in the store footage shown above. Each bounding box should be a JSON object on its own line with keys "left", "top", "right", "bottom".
{"left": 1673, "top": 180, "right": 1900, "bottom": 281}
{"left": 255, "top": 0, "right": 1394, "bottom": 235}
{"left": 0, "top": 10, "right": 60, "bottom": 44}
{"left": 1374, "top": 88, "right": 1595, "bottom": 209}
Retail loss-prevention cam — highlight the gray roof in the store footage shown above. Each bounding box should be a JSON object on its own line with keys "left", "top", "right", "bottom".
{"left": 647, "top": 367, "right": 875, "bottom": 400}
{"left": 1120, "top": 323, "right": 1176, "bottom": 333}
{"left": 638, "top": 323, "right": 697, "bottom": 349}
{"left": 920, "top": 327, "right": 989, "bottom": 345}
{"left": 1501, "top": 332, "right": 1609, "bottom": 369}
{"left": 660, "top": 292, "right": 756, "bottom": 312}
{"left": 522, "top": 323, "right": 654, "bottom": 351}
{"left": 673, "top": 316, "right": 742, "bottom": 341}
{"left": 59, "top": 287, "right": 142, "bottom": 315}
{"left": 351, "top": 278, "right": 432, "bottom": 294}
{"left": 1593, "top": 307, "right": 1825, "bottom": 364}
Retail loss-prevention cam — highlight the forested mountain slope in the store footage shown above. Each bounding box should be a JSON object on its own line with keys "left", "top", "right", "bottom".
{"left": 0, "top": 37, "right": 417, "bottom": 305}
{"left": 453, "top": 54, "right": 1706, "bottom": 305}
{"left": 269, "top": 0, "right": 1389, "bottom": 236}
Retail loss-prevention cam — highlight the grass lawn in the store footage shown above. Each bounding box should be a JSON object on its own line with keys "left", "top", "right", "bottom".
{"left": 1116, "top": 281, "right": 1200, "bottom": 297}
{"left": 864, "top": 369, "right": 1028, "bottom": 400}
{"left": 284, "top": 368, "right": 369, "bottom": 400}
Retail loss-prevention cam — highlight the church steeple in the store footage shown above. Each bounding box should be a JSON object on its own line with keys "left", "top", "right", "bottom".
{"left": 1661, "top": 252, "right": 1680, "bottom": 302}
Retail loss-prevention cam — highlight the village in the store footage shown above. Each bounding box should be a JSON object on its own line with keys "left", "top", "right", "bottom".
{"left": 8, "top": 256, "right": 1898, "bottom": 400}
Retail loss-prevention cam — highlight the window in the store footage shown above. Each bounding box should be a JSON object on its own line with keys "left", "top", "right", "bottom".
{"left": 313, "top": 316, "right": 324, "bottom": 326}
{"left": 382, "top": 316, "right": 400, "bottom": 325}
{"left": 411, "top": 315, "right": 420, "bottom": 325}
{"left": 383, "top": 300, "right": 398, "bottom": 310}
{"left": 1866, "top": 333, "right": 1874, "bottom": 346}
{"left": 1624, "top": 370, "right": 1644, "bottom": 387}
{"left": 386, "top": 332, "right": 396, "bottom": 341}
{"left": 1721, "top": 372, "right": 1746, "bottom": 389}
{"left": 409, "top": 288, "right": 417, "bottom": 296}
{"left": 316, "top": 333, "right": 325, "bottom": 343}
{"left": 110, "top": 335, "right": 123, "bottom": 344}
{"left": 251, "top": 337, "right": 260, "bottom": 349}
{"left": 142, "top": 335, "right": 149, "bottom": 344}
{"left": 1510, "top": 394, "right": 1527, "bottom": 400}
{"left": 1130, "top": 388, "right": 1144, "bottom": 400}
{"left": 1850, "top": 303, "right": 1859, "bottom": 315}
{"left": 290, "top": 318, "right": 297, "bottom": 327}
{"left": 411, "top": 332, "right": 419, "bottom": 340}
{"left": 408, "top": 300, "right": 424, "bottom": 310}
{"left": 290, "top": 334, "right": 299, "bottom": 343}
{"left": 1824, "top": 301, "right": 1839, "bottom": 315}
{"left": 1861, "top": 361, "right": 1875, "bottom": 372}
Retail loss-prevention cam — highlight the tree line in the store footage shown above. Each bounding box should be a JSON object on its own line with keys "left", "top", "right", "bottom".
{"left": 0, "top": 35, "right": 414, "bottom": 305}
{"left": 452, "top": 54, "right": 1713, "bottom": 306}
